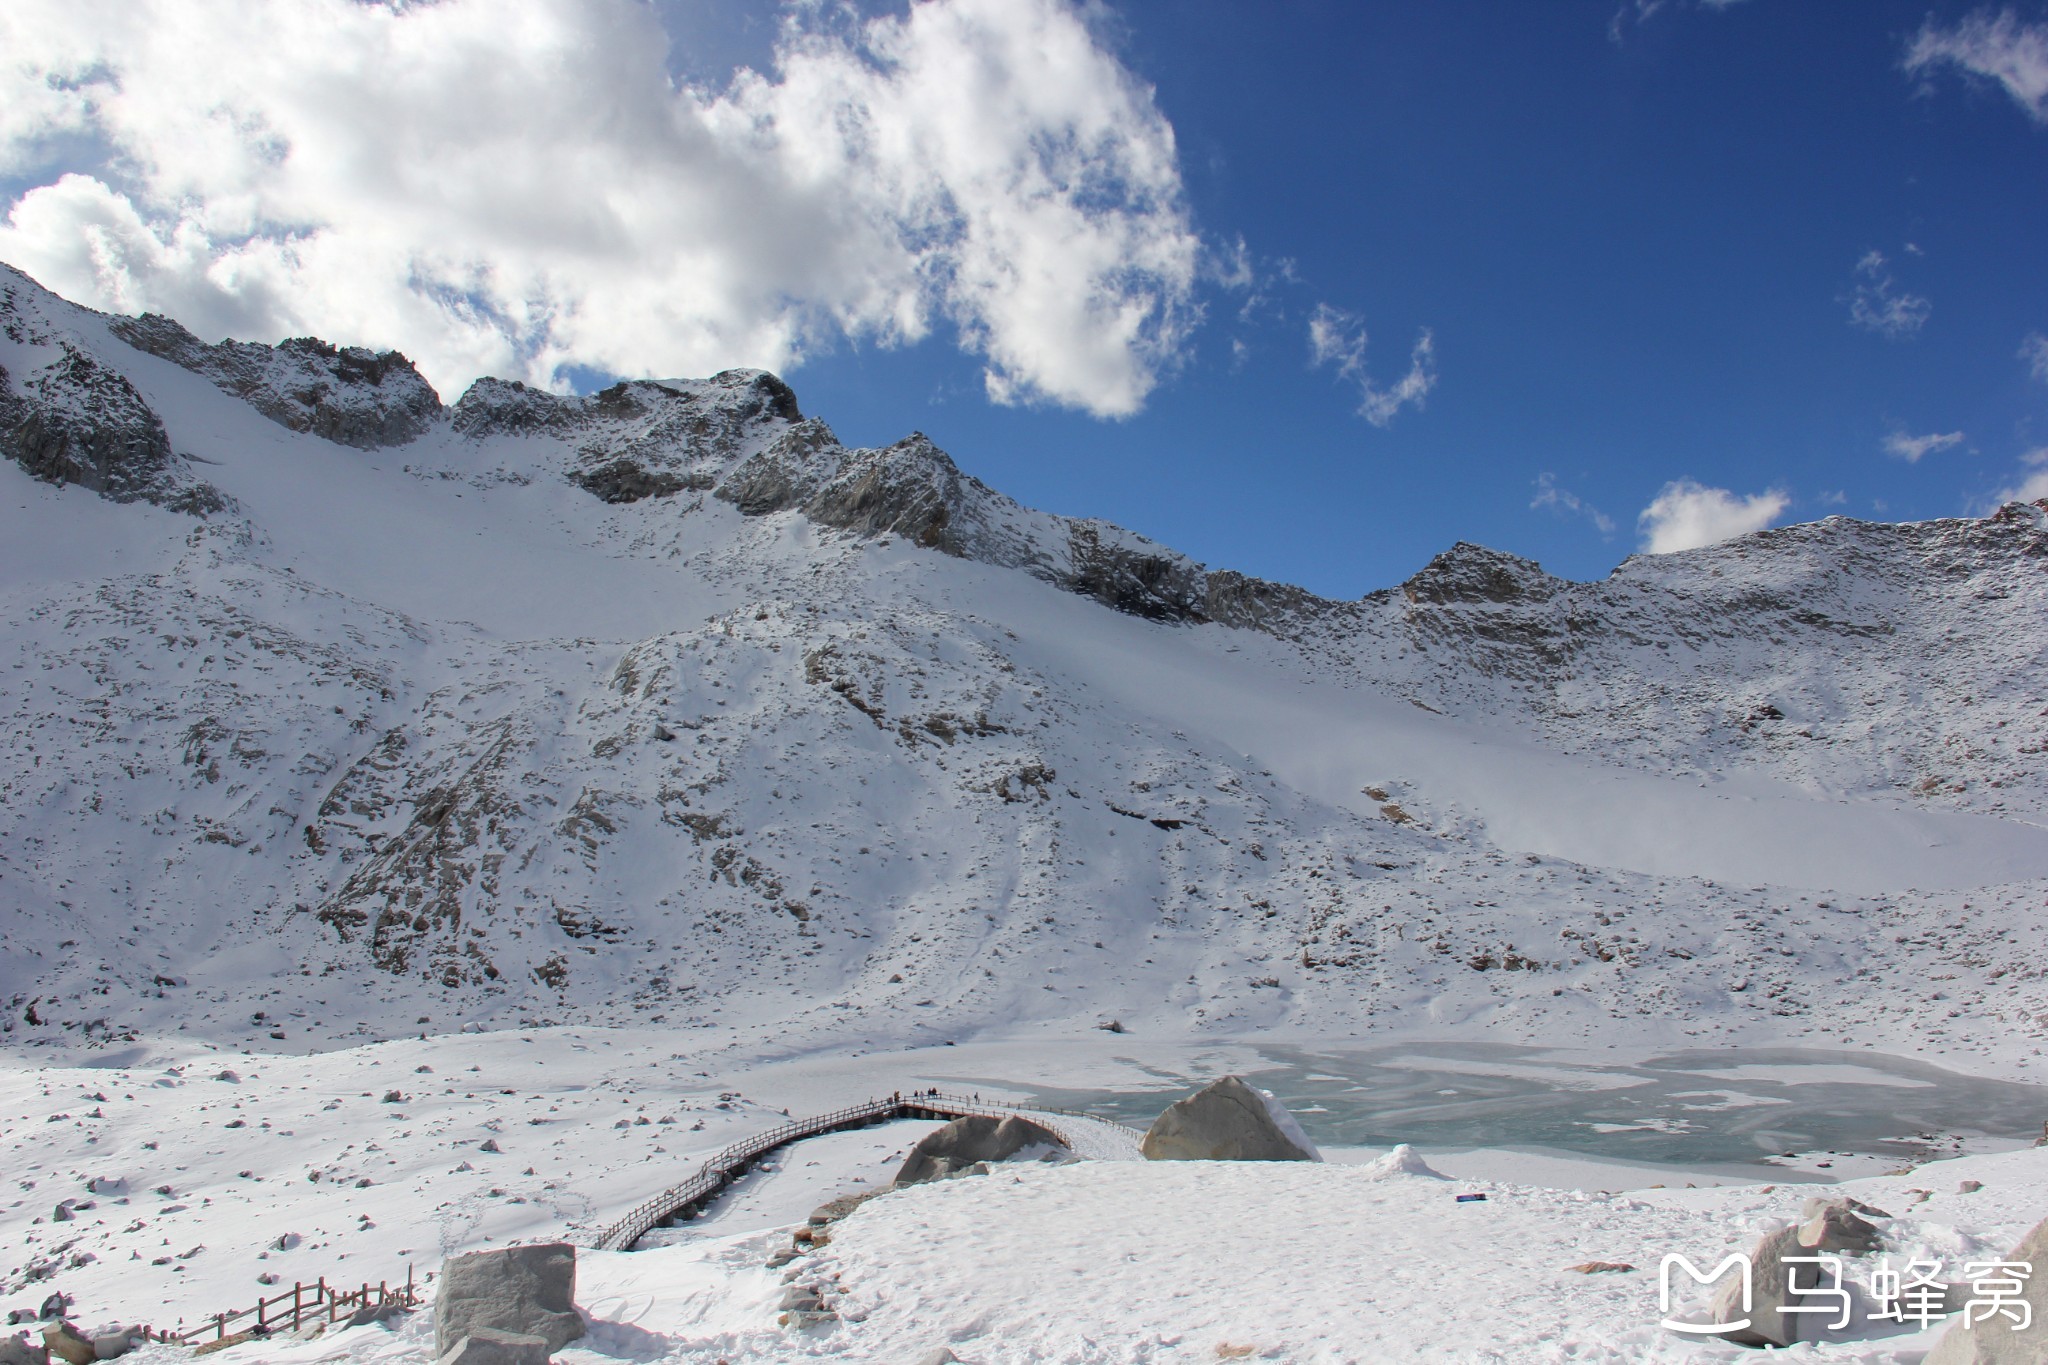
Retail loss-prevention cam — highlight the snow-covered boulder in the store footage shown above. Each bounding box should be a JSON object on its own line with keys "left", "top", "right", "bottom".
{"left": 1362, "top": 1143, "right": 1447, "bottom": 1179}
{"left": 1923, "top": 1212, "right": 2048, "bottom": 1363}
{"left": 1139, "top": 1076, "right": 1321, "bottom": 1162}
{"left": 0, "top": 1331, "right": 45, "bottom": 1365}
{"left": 895, "top": 1114, "right": 1070, "bottom": 1185}
{"left": 432, "top": 1243, "right": 584, "bottom": 1360}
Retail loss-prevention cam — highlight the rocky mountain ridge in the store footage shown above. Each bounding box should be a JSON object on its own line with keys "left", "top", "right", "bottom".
{"left": 2, "top": 262, "right": 2046, "bottom": 1072}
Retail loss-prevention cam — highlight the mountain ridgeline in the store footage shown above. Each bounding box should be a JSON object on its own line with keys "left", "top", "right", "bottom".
{"left": 2, "top": 261, "right": 2045, "bottom": 1059}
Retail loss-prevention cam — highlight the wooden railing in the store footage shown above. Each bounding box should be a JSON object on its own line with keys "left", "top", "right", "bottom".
{"left": 157, "top": 1268, "right": 419, "bottom": 1347}
{"left": 595, "top": 1090, "right": 1097, "bottom": 1251}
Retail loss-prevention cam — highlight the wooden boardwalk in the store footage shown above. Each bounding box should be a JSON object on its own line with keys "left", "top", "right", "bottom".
{"left": 143, "top": 1091, "right": 1136, "bottom": 1341}
{"left": 596, "top": 1090, "right": 1140, "bottom": 1251}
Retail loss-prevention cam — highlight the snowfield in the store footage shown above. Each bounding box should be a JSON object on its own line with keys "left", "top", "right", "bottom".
{"left": 6, "top": 261, "right": 2048, "bottom": 1361}
{"left": 13, "top": 1029, "right": 2048, "bottom": 1363}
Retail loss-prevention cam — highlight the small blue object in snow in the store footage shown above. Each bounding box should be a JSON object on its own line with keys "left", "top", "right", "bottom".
{"left": 1455, "top": 1193, "right": 1487, "bottom": 1203}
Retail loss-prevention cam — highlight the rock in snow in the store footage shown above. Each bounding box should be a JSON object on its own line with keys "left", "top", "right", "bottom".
{"left": 108, "top": 312, "right": 440, "bottom": 451}
{"left": 35, "top": 1324, "right": 90, "bottom": 1365}
{"left": 894, "top": 1114, "right": 1070, "bottom": 1185}
{"left": 432, "top": 1243, "right": 583, "bottom": 1361}
{"left": 432, "top": 1327, "right": 552, "bottom": 1365}
{"left": 1710, "top": 1223, "right": 1809, "bottom": 1349}
{"left": 1796, "top": 1195, "right": 1885, "bottom": 1254}
{"left": 1140, "top": 1076, "right": 1321, "bottom": 1162}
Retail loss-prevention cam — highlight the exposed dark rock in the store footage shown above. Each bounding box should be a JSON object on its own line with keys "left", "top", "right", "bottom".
{"left": 1200, "top": 569, "right": 1323, "bottom": 633}
{"left": 1398, "top": 543, "right": 1561, "bottom": 606}
{"left": 312, "top": 722, "right": 524, "bottom": 986}
{"left": 0, "top": 348, "right": 177, "bottom": 499}
{"left": 802, "top": 434, "right": 963, "bottom": 549}
{"left": 1063, "top": 520, "right": 1207, "bottom": 622}
{"left": 110, "top": 313, "right": 440, "bottom": 449}
{"left": 567, "top": 459, "right": 707, "bottom": 504}
{"left": 458, "top": 369, "right": 802, "bottom": 503}
{"left": 714, "top": 418, "right": 845, "bottom": 515}
{"left": 448, "top": 379, "right": 575, "bottom": 439}
{"left": 718, "top": 425, "right": 1226, "bottom": 623}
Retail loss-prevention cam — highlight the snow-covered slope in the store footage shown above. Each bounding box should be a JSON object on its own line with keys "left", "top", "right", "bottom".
{"left": 2, "top": 260, "right": 2047, "bottom": 1081}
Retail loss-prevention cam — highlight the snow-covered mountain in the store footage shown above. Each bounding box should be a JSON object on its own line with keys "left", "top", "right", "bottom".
{"left": 3, "top": 260, "right": 2046, "bottom": 1068}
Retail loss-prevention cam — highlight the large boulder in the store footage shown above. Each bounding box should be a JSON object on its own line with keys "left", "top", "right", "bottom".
{"left": 1924, "top": 1213, "right": 2048, "bottom": 1363}
{"left": 433, "top": 1243, "right": 583, "bottom": 1361}
{"left": 895, "top": 1115, "right": 1069, "bottom": 1186}
{"left": 1140, "top": 1076, "right": 1321, "bottom": 1162}
{"left": 1711, "top": 1224, "right": 1808, "bottom": 1349}
{"left": 36, "top": 1325, "right": 90, "bottom": 1365}
{"left": 1709, "top": 1220, "right": 1904, "bottom": 1349}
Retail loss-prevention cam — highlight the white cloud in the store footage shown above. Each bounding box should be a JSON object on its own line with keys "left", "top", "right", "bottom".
{"left": 1609, "top": 0, "right": 1756, "bottom": 43}
{"left": 1905, "top": 9, "right": 2048, "bottom": 124}
{"left": 1637, "top": 478, "right": 1791, "bottom": 553}
{"left": 1883, "top": 429, "right": 1965, "bottom": 463}
{"left": 1847, "top": 251, "right": 1930, "bottom": 340}
{"left": 2022, "top": 332, "right": 2048, "bottom": 384}
{"left": 1988, "top": 447, "right": 2048, "bottom": 507}
{"left": 0, "top": 0, "right": 1201, "bottom": 416}
{"left": 1531, "top": 472, "right": 1616, "bottom": 537}
{"left": 1307, "top": 303, "right": 1437, "bottom": 427}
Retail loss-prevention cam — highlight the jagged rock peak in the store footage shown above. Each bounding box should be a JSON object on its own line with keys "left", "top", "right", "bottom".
{"left": 451, "top": 368, "right": 799, "bottom": 440}
{"left": 0, "top": 270, "right": 223, "bottom": 512}
{"left": 109, "top": 312, "right": 440, "bottom": 450}
{"left": 453, "top": 368, "right": 805, "bottom": 505}
{"left": 1398, "top": 542, "right": 1561, "bottom": 605}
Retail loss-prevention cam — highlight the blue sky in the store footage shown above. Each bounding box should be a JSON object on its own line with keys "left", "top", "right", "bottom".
{"left": 3, "top": 0, "right": 2045, "bottom": 595}
{"left": 788, "top": 0, "right": 2048, "bottom": 591}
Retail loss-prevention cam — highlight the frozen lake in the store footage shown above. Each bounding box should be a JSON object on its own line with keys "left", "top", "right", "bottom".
{"left": 990, "top": 1043, "right": 2048, "bottom": 1174}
